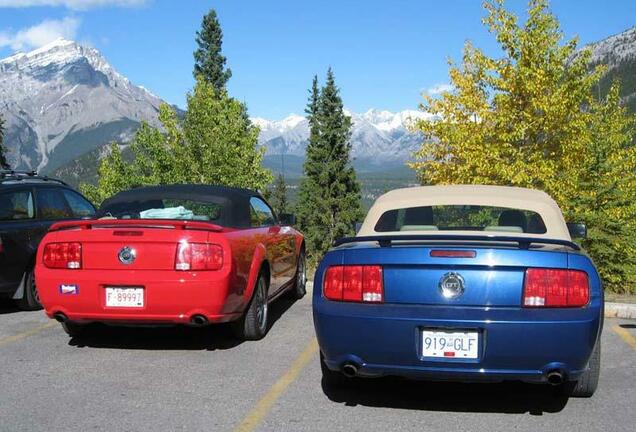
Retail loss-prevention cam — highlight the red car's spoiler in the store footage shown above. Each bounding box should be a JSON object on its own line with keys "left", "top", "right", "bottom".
{"left": 48, "top": 219, "right": 226, "bottom": 233}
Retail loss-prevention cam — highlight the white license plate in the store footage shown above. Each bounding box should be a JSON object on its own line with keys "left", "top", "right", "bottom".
{"left": 105, "top": 287, "right": 144, "bottom": 308}
{"left": 421, "top": 330, "right": 479, "bottom": 359}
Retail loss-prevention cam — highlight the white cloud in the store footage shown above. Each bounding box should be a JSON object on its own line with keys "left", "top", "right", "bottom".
{"left": 0, "top": 17, "right": 80, "bottom": 50}
{"left": 425, "top": 83, "right": 454, "bottom": 95}
{"left": 0, "top": 0, "right": 147, "bottom": 10}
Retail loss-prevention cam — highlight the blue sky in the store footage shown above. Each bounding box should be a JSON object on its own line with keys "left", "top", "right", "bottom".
{"left": 0, "top": 0, "right": 634, "bottom": 119}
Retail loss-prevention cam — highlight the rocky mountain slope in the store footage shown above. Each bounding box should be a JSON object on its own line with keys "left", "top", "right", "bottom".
{"left": 0, "top": 38, "right": 163, "bottom": 172}
{"left": 584, "top": 26, "right": 636, "bottom": 111}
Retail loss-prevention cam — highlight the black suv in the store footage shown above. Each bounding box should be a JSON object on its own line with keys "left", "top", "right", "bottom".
{"left": 0, "top": 171, "right": 96, "bottom": 310}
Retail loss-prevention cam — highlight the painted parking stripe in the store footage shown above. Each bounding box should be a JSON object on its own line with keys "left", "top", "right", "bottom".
{"left": 234, "top": 338, "right": 319, "bottom": 432}
{"left": 0, "top": 321, "right": 57, "bottom": 348}
{"left": 613, "top": 324, "right": 636, "bottom": 350}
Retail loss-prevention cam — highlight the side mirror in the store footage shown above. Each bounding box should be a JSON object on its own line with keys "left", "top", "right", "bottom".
{"left": 354, "top": 222, "right": 363, "bottom": 234}
{"left": 279, "top": 213, "right": 296, "bottom": 226}
{"left": 567, "top": 223, "right": 587, "bottom": 239}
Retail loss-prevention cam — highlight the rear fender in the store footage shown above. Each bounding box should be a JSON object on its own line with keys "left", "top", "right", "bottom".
{"left": 244, "top": 243, "right": 268, "bottom": 303}
{"left": 294, "top": 234, "right": 305, "bottom": 255}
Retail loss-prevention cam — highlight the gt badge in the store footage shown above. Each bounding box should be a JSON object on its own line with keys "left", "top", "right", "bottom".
{"left": 118, "top": 246, "right": 136, "bottom": 265}
{"left": 439, "top": 272, "right": 465, "bottom": 299}
{"left": 59, "top": 284, "right": 79, "bottom": 295}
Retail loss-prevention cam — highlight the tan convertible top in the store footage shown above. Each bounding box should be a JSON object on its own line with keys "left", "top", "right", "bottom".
{"left": 357, "top": 185, "right": 571, "bottom": 241}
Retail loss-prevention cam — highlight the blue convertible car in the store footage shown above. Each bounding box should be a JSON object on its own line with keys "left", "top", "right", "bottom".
{"left": 313, "top": 185, "right": 602, "bottom": 397}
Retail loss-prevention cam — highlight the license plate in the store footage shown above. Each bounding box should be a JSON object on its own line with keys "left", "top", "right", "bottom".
{"left": 421, "top": 329, "right": 479, "bottom": 359}
{"left": 105, "top": 287, "right": 144, "bottom": 308}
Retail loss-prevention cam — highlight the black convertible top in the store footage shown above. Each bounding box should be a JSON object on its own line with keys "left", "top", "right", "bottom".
{"left": 98, "top": 184, "right": 264, "bottom": 228}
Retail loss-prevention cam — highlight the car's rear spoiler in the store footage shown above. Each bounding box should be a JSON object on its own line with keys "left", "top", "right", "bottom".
{"left": 48, "top": 219, "right": 225, "bottom": 233}
{"left": 334, "top": 234, "right": 581, "bottom": 251}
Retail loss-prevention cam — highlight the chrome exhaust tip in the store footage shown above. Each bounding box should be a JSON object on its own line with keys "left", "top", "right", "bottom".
{"left": 190, "top": 314, "right": 209, "bottom": 326}
{"left": 547, "top": 370, "right": 564, "bottom": 386}
{"left": 53, "top": 312, "right": 68, "bottom": 323}
{"left": 341, "top": 362, "right": 359, "bottom": 378}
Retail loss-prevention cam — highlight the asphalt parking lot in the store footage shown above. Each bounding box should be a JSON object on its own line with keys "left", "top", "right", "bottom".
{"left": 1, "top": 285, "right": 635, "bottom": 432}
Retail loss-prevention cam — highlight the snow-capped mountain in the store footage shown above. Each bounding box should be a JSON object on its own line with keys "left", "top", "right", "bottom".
{"left": 0, "top": 38, "right": 163, "bottom": 171}
{"left": 581, "top": 26, "right": 636, "bottom": 111}
{"left": 252, "top": 109, "right": 432, "bottom": 163}
{"left": 585, "top": 26, "right": 636, "bottom": 68}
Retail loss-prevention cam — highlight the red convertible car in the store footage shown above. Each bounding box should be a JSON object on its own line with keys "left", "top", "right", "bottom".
{"left": 35, "top": 185, "right": 306, "bottom": 340}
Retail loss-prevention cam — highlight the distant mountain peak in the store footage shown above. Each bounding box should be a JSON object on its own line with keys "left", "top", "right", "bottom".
{"left": 251, "top": 108, "right": 428, "bottom": 162}
{"left": 0, "top": 39, "right": 163, "bottom": 171}
{"left": 584, "top": 26, "right": 636, "bottom": 67}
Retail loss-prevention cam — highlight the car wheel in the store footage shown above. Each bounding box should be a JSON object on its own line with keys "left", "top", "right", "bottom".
{"left": 232, "top": 273, "right": 269, "bottom": 341}
{"left": 291, "top": 250, "right": 307, "bottom": 299}
{"left": 15, "top": 270, "right": 42, "bottom": 311}
{"left": 568, "top": 341, "right": 601, "bottom": 398}
{"left": 320, "top": 352, "right": 348, "bottom": 389}
{"left": 61, "top": 321, "right": 88, "bottom": 338}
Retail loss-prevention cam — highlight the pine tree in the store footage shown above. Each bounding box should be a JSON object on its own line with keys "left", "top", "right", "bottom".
{"left": 0, "top": 114, "right": 8, "bottom": 169}
{"left": 270, "top": 173, "right": 288, "bottom": 217}
{"left": 297, "top": 69, "right": 363, "bottom": 262}
{"left": 569, "top": 83, "right": 636, "bottom": 293}
{"left": 194, "top": 9, "right": 232, "bottom": 92}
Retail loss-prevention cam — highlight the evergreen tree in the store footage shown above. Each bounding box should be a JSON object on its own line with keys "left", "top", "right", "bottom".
{"left": 0, "top": 114, "right": 8, "bottom": 169}
{"left": 570, "top": 83, "right": 636, "bottom": 293}
{"left": 270, "top": 173, "right": 289, "bottom": 217}
{"left": 194, "top": 9, "right": 232, "bottom": 92}
{"left": 82, "top": 78, "right": 271, "bottom": 205}
{"left": 297, "top": 69, "right": 363, "bottom": 263}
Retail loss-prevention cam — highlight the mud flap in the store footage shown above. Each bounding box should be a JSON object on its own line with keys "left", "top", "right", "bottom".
{"left": 11, "top": 272, "right": 26, "bottom": 300}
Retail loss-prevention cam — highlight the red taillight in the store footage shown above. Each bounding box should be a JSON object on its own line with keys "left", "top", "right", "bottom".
{"left": 523, "top": 268, "right": 589, "bottom": 308}
{"left": 175, "top": 242, "right": 223, "bottom": 271}
{"left": 323, "top": 265, "right": 383, "bottom": 303}
{"left": 43, "top": 242, "right": 82, "bottom": 269}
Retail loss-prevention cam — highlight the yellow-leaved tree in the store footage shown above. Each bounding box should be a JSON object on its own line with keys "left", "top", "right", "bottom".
{"left": 409, "top": 0, "right": 636, "bottom": 293}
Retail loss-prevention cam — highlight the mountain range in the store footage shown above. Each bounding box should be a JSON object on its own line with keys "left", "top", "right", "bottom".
{"left": 0, "top": 38, "right": 429, "bottom": 176}
{"left": 0, "top": 26, "right": 634, "bottom": 184}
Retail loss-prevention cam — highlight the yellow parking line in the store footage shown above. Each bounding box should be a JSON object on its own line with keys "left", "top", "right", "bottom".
{"left": 613, "top": 325, "right": 636, "bottom": 350}
{"left": 234, "top": 338, "right": 319, "bottom": 432}
{"left": 0, "top": 321, "right": 57, "bottom": 348}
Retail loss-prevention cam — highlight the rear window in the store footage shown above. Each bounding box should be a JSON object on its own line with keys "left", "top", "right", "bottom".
{"left": 100, "top": 198, "right": 222, "bottom": 222}
{"left": 374, "top": 205, "right": 547, "bottom": 234}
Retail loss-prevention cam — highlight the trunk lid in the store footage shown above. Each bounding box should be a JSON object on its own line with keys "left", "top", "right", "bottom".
{"left": 341, "top": 243, "right": 570, "bottom": 307}
{"left": 48, "top": 220, "right": 226, "bottom": 271}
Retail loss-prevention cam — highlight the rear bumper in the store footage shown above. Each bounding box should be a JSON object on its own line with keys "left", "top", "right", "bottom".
{"left": 36, "top": 268, "right": 243, "bottom": 325}
{"left": 313, "top": 301, "right": 603, "bottom": 384}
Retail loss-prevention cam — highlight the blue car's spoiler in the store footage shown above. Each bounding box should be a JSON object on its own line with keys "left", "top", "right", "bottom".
{"left": 333, "top": 234, "right": 581, "bottom": 251}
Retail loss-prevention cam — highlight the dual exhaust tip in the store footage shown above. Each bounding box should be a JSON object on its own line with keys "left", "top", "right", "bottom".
{"left": 54, "top": 312, "right": 210, "bottom": 327}
{"left": 338, "top": 362, "right": 565, "bottom": 384}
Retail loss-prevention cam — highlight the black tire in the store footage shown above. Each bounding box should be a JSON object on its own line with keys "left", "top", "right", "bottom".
{"left": 15, "top": 270, "right": 42, "bottom": 311}
{"left": 290, "top": 250, "right": 307, "bottom": 300}
{"left": 61, "top": 321, "right": 88, "bottom": 338}
{"left": 569, "top": 342, "right": 601, "bottom": 398}
{"left": 320, "top": 352, "right": 348, "bottom": 389}
{"left": 232, "top": 273, "right": 269, "bottom": 341}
